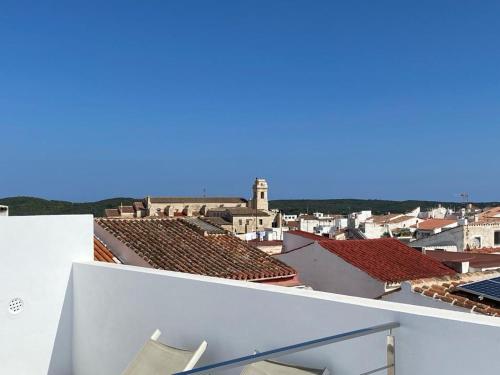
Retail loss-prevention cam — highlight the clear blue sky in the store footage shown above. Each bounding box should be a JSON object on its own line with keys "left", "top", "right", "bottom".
{"left": 1, "top": 1, "right": 499, "bottom": 202}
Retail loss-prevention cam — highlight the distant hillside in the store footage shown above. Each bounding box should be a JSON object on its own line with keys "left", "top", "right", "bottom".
{"left": 0, "top": 197, "right": 136, "bottom": 217}
{"left": 269, "top": 199, "right": 499, "bottom": 216}
{"left": 1, "top": 196, "right": 498, "bottom": 217}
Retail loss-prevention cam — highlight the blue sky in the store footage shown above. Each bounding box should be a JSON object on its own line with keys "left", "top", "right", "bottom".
{"left": 1, "top": 1, "right": 499, "bottom": 202}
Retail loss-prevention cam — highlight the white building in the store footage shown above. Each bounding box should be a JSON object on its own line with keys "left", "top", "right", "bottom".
{"left": 298, "top": 213, "right": 345, "bottom": 235}
{"left": 278, "top": 231, "right": 455, "bottom": 299}
{"left": 362, "top": 214, "right": 421, "bottom": 239}
{"left": 411, "top": 221, "right": 500, "bottom": 251}
{"left": 1, "top": 215, "right": 500, "bottom": 374}
{"left": 0, "top": 205, "right": 8, "bottom": 216}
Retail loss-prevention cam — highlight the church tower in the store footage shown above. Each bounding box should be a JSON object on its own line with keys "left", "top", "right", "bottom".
{"left": 251, "top": 178, "right": 269, "bottom": 211}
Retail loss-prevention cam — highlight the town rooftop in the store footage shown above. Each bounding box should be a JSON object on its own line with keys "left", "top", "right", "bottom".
{"left": 1, "top": 215, "right": 500, "bottom": 374}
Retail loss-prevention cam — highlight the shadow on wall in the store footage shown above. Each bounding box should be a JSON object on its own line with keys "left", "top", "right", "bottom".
{"left": 47, "top": 268, "right": 73, "bottom": 374}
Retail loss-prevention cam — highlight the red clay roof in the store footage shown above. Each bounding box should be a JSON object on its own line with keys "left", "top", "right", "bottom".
{"left": 133, "top": 201, "right": 145, "bottom": 210}
{"left": 94, "top": 237, "right": 120, "bottom": 263}
{"left": 249, "top": 240, "right": 283, "bottom": 246}
{"left": 415, "top": 219, "right": 457, "bottom": 230}
{"left": 464, "top": 247, "right": 500, "bottom": 254}
{"left": 104, "top": 208, "right": 120, "bottom": 218}
{"left": 410, "top": 271, "right": 500, "bottom": 317}
{"left": 318, "top": 238, "right": 456, "bottom": 282}
{"left": 425, "top": 250, "right": 500, "bottom": 269}
{"left": 95, "top": 218, "right": 296, "bottom": 281}
{"left": 287, "top": 230, "right": 327, "bottom": 240}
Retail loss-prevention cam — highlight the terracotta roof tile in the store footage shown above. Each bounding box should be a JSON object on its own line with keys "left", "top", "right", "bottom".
{"left": 104, "top": 208, "right": 120, "bottom": 218}
{"left": 465, "top": 247, "right": 500, "bottom": 254}
{"left": 415, "top": 219, "right": 457, "bottom": 230}
{"left": 119, "top": 206, "right": 134, "bottom": 214}
{"left": 150, "top": 197, "right": 247, "bottom": 204}
{"left": 317, "top": 238, "right": 456, "bottom": 282}
{"left": 410, "top": 271, "right": 500, "bottom": 317}
{"left": 95, "top": 218, "right": 296, "bottom": 281}
{"left": 94, "top": 237, "right": 120, "bottom": 263}
{"left": 425, "top": 250, "right": 500, "bottom": 269}
{"left": 133, "top": 201, "right": 145, "bottom": 210}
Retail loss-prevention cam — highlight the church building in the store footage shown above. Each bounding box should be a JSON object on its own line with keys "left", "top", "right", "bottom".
{"left": 104, "top": 178, "right": 279, "bottom": 234}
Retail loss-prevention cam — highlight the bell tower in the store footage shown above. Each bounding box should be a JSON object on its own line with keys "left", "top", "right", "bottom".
{"left": 251, "top": 178, "right": 269, "bottom": 211}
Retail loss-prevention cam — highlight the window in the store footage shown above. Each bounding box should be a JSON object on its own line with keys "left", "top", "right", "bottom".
{"left": 495, "top": 231, "right": 500, "bottom": 246}
{"left": 260, "top": 192, "right": 265, "bottom": 199}
{"left": 259, "top": 219, "right": 263, "bottom": 225}
{"left": 472, "top": 236, "right": 481, "bottom": 248}
{"left": 239, "top": 219, "right": 243, "bottom": 225}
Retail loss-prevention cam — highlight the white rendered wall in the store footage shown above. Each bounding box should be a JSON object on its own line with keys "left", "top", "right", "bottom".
{"left": 277, "top": 243, "right": 385, "bottom": 298}
{"left": 382, "top": 282, "right": 468, "bottom": 313}
{"left": 0, "top": 215, "right": 93, "bottom": 374}
{"left": 282, "top": 232, "right": 315, "bottom": 252}
{"left": 72, "top": 262, "right": 500, "bottom": 375}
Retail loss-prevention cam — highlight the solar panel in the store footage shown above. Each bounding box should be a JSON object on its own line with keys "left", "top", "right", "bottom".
{"left": 457, "top": 278, "right": 500, "bottom": 302}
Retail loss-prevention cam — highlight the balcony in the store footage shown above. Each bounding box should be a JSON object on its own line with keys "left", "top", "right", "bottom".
{"left": 1, "top": 215, "right": 499, "bottom": 374}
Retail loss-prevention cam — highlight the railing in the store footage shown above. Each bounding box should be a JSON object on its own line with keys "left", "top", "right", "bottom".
{"left": 175, "top": 322, "right": 399, "bottom": 375}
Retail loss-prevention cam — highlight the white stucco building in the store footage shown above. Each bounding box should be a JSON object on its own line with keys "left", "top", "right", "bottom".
{"left": 277, "top": 231, "right": 455, "bottom": 299}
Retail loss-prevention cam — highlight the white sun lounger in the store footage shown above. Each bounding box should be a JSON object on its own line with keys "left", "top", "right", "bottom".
{"left": 121, "top": 329, "right": 207, "bottom": 375}
{"left": 241, "top": 359, "right": 329, "bottom": 375}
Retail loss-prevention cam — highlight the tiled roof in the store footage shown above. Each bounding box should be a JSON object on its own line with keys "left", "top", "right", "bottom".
{"left": 249, "top": 240, "right": 283, "bottom": 246}
{"left": 318, "top": 238, "right": 456, "bottom": 282}
{"left": 119, "top": 206, "right": 134, "bottom": 214}
{"left": 133, "top": 201, "right": 145, "bottom": 210}
{"left": 285, "top": 221, "right": 299, "bottom": 229}
{"left": 94, "top": 237, "right": 120, "bottom": 263}
{"left": 287, "top": 230, "right": 326, "bottom": 240}
{"left": 464, "top": 247, "right": 500, "bottom": 254}
{"left": 479, "top": 206, "right": 500, "bottom": 219}
{"left": 182, "top": 217, "right": 227, "bottom": 234}
{"left": 371, "top": 214, "right": 402, "bottom": 224}
{"left": 388, "top": 215, "right": 418, "bottom": 224}
{"left": 425, "top": 250, "right": 500, "bottom": 269}
{"left": 149, "top": 197, "right": 247, "bottom": 204}
{"left": 410, "top": 271, "right": 500, "bottom": 317}
{"left": 415, "top": 219, "right": 457, "bottom": 230}
{"left": 104, "top": 208, "right": 120, "bottom": 218}
{"left": 201, "top": 216, "right": 232, "bottom": 226}
{"left": 224, "top": 207, "right": 270, "bottom": 217}
{"left": 95, "top": 218, "right": 296, "bottom": 281}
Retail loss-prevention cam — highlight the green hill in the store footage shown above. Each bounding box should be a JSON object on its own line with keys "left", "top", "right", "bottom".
{"left": 1, "top": 196, "right": 498, "bottom": 217}
{"left": 269, "top": 199, "right": 498, "bottom": 215}
{"left": 0, "top": 196, "right": 136, "bottom": 217}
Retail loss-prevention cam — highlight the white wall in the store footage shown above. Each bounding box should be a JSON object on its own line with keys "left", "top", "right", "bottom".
{"left": 277, "top": 243, "right": 386, "bottom": 298}
{"left": 382, "top": 283, "right": 468, "bottom": 313}
{"left": 94, "top": 222, "right": 151, "bottom": 267}
{"left": 282, "top": 232, "right": 315, "bottom": 252}
{"left": 72, "top": 262, "right": 500, "bottom": 375}
{"left": 0, "top": 215, "right": 93, "bottom": 374}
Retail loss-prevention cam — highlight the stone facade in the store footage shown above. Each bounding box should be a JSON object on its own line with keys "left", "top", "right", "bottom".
{"left": 104, "top": 178, "right": 279, "bottom": 234}
{"left": 410, "top": 222, "right": 500, "bottom": 251}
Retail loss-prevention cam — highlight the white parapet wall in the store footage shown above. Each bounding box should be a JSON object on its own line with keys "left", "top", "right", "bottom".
{"left": 0, "top": 215, "right": 93, "bottom": 374}
{"left": 73, "top": 262, "right": 500, "bottom": 375}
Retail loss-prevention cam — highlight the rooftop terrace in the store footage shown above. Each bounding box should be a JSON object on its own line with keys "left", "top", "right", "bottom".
{"left": 1, "top": 215, "right": 500, "bottom": 374}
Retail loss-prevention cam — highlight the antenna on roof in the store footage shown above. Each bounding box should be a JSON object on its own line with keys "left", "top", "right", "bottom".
{"left": 459, "top": 192, "right": 470, "bottom": 205}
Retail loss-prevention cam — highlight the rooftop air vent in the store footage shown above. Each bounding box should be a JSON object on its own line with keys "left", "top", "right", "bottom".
{"left": 8, "top": 298, "right": 24, "bottom": 315}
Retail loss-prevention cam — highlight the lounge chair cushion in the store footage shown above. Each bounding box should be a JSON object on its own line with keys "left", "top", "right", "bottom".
{"left": 241, "top": 360, "right": 327, "bottom": 375}
{"left": 122, "top": 339, "right": 194, "bottom": 375}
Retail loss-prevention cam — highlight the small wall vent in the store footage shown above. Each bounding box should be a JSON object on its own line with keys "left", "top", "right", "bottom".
{"left": 8, "top": 298, "right": 24, "bottom": 315}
